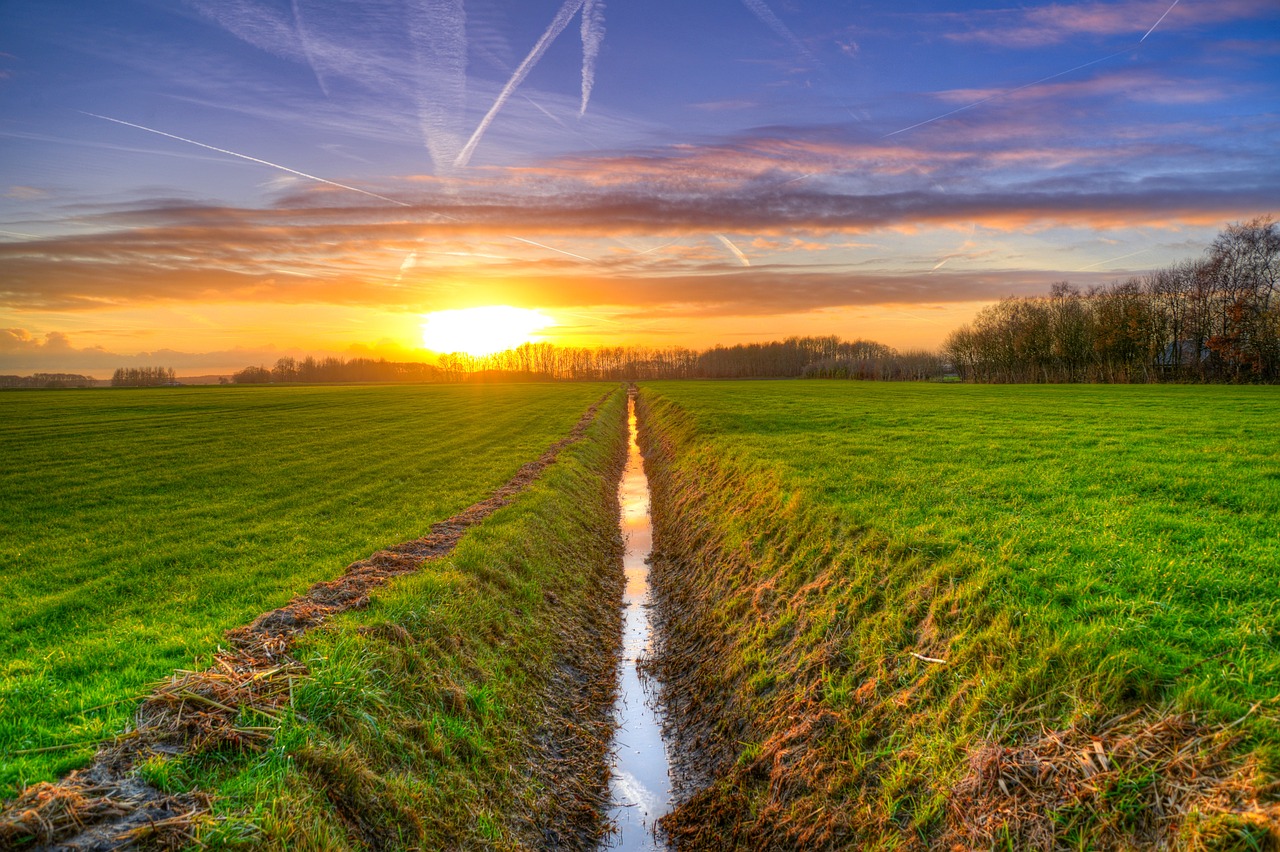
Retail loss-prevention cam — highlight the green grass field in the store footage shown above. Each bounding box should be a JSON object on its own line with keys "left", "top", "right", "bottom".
{"left": 639, "top": 381, "right": 1280, "bottom": 847}
{"left": 0, "top": 383, "right": 606, "bottom": 798}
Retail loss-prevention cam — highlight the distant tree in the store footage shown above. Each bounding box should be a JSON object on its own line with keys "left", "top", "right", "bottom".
{"left": 232, "top": 365, "right": 272, "bottom": 384}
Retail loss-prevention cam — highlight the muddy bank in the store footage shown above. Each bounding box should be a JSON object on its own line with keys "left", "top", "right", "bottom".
{"left": 635, "top": 388, "right": 1277, "bottom": 850}
{"left": 1, "top": 390, "right": 626, "bottom": 850}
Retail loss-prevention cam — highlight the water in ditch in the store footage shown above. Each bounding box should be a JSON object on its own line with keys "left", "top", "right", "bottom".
{"left": 600, "top": 394, "right": 672, "bottom": 850}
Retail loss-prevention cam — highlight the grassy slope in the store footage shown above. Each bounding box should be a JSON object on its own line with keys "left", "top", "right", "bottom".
{"left": 639, "top": 381, "right": 1279, "bottom": 849}
{"left": 164, "top": 385, "right": 628, "bottom": 849}
{"left": 0, "top": 383, "right": 605, "bottom": 798}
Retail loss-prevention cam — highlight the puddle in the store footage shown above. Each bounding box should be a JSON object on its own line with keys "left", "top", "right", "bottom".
{"left": 601, "top": 393, "right": 671, "bottom": 850}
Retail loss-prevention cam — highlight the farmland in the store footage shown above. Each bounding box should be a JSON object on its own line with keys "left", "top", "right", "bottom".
{"left": 638, "top": 381, "right": 1280, "bottom": 848}
{"left": 0, "top": 383, "right": 607, "bottom": 798}
{"left": 3, "top": 378, "right": 1278, "bottom": 849}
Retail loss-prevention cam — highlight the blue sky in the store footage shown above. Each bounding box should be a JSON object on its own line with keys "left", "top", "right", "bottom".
{"left": 2, "top": 0, "right": 1278, "bottom": 373}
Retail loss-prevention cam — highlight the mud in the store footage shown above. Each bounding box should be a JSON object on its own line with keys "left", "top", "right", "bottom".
{"left": 0, "top": 393, "right": 611, "bottom": 851}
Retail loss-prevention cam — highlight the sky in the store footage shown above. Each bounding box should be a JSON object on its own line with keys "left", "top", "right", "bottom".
{"left": 1, "top": 0, "right": 1278, "bottom": 375}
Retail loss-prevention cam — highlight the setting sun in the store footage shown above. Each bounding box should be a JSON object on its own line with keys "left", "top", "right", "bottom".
{"left": 420, "top": 306, "right": 556, "bottom": 357}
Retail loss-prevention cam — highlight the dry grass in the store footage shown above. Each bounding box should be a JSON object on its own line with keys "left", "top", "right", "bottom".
{"left": 947, "top": 707, "right": 1280, "bottom": 850}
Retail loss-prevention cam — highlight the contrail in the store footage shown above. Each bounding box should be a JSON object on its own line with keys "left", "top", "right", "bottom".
{"left": 507, "top": 234, "right": 596, "bottom": 262}
{"left": 1141, "top": 0, "right": 1180, "bottom": 41}
{"left": 741, "top": 0, "right": 810, "bottom": 59}
{"left": 580, "top": 0, "right": 605, "bottom": 115}
{"left": 1075, "top": 247, "right": 1154, "bottom": 271}
{"left": 455, "top": 0, "right": 586, "bottom": 167}
{"left": 81, "top": 111, "right": 411, "bottom": 207}
{"left": 525, "top": 95, "right": 570, "bottom": 129}
{"left": 86, "top": 111, "right": 603, "bottom": 265}
{"left": 929, "top": 258, "right": 950, "bottom": 272}
{"left": 635, "top": 238, "right": 683, "bottom": 255}
{"left": 290, "top": 0, "right": 331, "bottom": 96}
{"left": 523, "top": 95, "right": 603, "bottom": 149}
{"left": 408, "top": 0, "right": 469, "bottom": 172}
{"left": 716, "top": 233, "right": 751, "bottom": 266}
{"left": 883, "top": 47, "right": 1133, "bottom": 138}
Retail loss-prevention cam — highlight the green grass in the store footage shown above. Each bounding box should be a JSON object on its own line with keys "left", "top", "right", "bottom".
{"left": 154, "top": 386, "right": 628, "bottom": 849}
{"left": 0, "top": 383, "right": 606, "bottom": 798}
{"left": 639, "top": 381, "right": 1280, "bottom": 847}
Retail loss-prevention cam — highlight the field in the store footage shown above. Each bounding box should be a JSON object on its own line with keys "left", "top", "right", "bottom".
{"left": 638, "top": 381, "right": 1280, "bottom": 848}
{"left": 3, "top": 379, "right": 1278, "bottom": 849}
{"left": 0, "top": 383, "right": 606, "bottom": 798}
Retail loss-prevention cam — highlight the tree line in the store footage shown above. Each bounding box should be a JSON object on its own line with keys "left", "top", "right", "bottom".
{"left": 111, "top": 366, "right": 177, "bottom": 387}
{"left": 0, "top": 373, "right": 97, "bottom": 389}
{"left": 230, "top": 338, "right": 947, "bottom": 385}
{"left": 233, "top": 357, "right": 444, "bottom": 384}
{"left": 945, "top": 217, "right": 1279, "bottom": 383}
{"left": 441, "top": 336, "right": 947, "bottom": 381}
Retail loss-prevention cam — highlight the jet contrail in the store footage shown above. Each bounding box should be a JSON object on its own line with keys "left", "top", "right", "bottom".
{"left": 455, "top": 0, "right": 586, "bottom": 167}
{"left": 290, "top": 0, "right": 331, "bottom": 97}
{"left": 716, "top": 233, "right": 751, "bottom": 266}
{"left": 580, "top": 0, "right": 605, "bottom": 115}
{"left": 81, "top": 111, "right": 411, "bottom": 207}
{"left": 741, "top": 0, "right": 810, "bottom": 59}
{"left": 1141, "top": 0, "right": 1180, "bottom": 41}
{"left": 1075, "top": 247, "right": 1154, "bottom": 271}
{"left": 507, "top": 234, "right": 596, "bottom": 262}
{"left": 929, "top": 258, "right": 950, "bottom": 272}
{"left": 408, "top": 0, "right": 469, "bottom": 172}
{"left": 883, "top": 47, "right": 1133, "bottom": 138}
{"left": 86, "top": 111, "right": 603, "bottom": 265}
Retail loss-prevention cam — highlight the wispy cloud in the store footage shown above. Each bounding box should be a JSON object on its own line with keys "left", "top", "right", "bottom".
{"left": 943, "top": 0, "right": 1273, "bottom": 48}
{"left": 884, "top": 47, "right": 1134, "bottom": 137}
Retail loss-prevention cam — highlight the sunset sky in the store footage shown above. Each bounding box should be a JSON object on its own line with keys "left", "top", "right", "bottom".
{"left": 2, "top": 0, "right": 1278, "bottom": 375}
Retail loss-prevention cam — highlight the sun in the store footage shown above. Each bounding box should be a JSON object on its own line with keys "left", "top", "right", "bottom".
{"left": 421, "top": 305, "right": 556, "bottom": 357}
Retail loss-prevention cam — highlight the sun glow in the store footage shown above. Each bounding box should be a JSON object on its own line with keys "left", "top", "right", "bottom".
{"left": 420, "top": 305, "right": 556, "bottom": 357}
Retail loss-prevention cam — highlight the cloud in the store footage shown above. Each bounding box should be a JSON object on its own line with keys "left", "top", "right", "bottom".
{"left": 1, "top": 170, "right": 1269, "bottom": 315}
{"left": 943, "top": 0, "right": 1275, "bottom": 48}
{"left": 4, "top": 186, "right": 49, "bottom": 200}
{"left": 0, "top": 327, "right": 364, "bottom": 377}
{"left": 933, "top": 67, "right": 1235, "bottom": 108}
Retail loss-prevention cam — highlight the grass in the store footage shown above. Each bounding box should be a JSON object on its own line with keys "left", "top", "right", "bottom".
{"left": 0, "top": 382, "right": 606, "bottom": 799}
{"left": 638, "top": 381, "right": 1280, "bottom": 848}
{"left": 144, "top": 386, "right": 628, "bottom": 849}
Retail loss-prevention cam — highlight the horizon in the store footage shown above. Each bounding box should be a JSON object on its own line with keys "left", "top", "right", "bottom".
{"left": 3, "top": 0, "right": 1278, "bottom": 376}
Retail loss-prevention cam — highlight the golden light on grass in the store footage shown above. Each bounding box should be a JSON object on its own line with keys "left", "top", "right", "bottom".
{"left": 420, "top": 305, "right": 556, "bottom": 357}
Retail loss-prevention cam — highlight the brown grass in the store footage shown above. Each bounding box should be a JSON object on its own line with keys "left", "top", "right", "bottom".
{"left": 946, "top": 707, "right": 1280, "bottom": 850}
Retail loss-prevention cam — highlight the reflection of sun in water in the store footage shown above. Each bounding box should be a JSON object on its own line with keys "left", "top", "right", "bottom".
{"left": 421, "top": 306, "right": 556, "bottom": 357}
